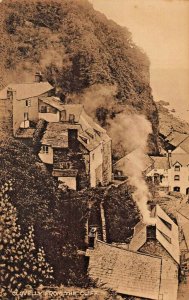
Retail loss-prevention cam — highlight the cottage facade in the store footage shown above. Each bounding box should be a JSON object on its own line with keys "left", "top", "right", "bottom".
{"left": 38, "top": 97, "right": 112, "bottom": 189}
{"left": 0, "top": 73, "right": 54, "bottom": 136}
{"left": 129, "top": 204, "right": 180, "bottom": 300}
{"left": 147, "top": 153, "right": 189, "bottom": 195}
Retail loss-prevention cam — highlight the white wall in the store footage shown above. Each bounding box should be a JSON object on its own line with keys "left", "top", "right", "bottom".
{"left": 38, "top": 146, "right": 53, "bottom": 164}
{"left": 147, "top": 168, "right": 169, "bottom": 187}
{"left": 39, "top": 111, "right": 60, "bottom": 122}
{"left": 168, "top": 165, "right": 189, "bottom": 194}
{"left": 90, "top": 143, "right": 103, "bottom": 187}
{"left": 58, "top": 176, "right": 76, "bottom": 190}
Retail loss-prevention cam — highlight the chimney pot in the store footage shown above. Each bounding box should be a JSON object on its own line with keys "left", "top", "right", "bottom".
{"left": 35, "top": 72, "right": 43, "bottom": 83}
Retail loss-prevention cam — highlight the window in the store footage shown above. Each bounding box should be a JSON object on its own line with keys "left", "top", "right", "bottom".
{"left": 92, "top": 153, "right": 95, "bottom": 160}
{"left": 24, "top": 112, "right": 28, "bottom": 121}
{"left": 40, "top": 106, "right": 48, "bottom": 113}
{"left": 42, "top": 145, "right": 49, "bottom": 154}
{"left": 174, "top": 175, "right": 180, "bottom": 181}
{"left": 26, "top": 99, "right": 31, "bottom": 107}
{"left": 174, "top": 165, "right": 180, "bottom": 172}
{"left": 69, "top": 114, "right": 75, "bottom": 123}
{"left": 117, "top": 170, "right": 123, "bottom": 176}
{"left": 173, "top": 186, "right": 180, "bottom": 192}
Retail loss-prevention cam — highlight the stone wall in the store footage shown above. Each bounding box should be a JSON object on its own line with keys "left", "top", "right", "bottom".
{"left": 54, "top": 145, "right": 90, "bottom": 190}
{"left": 102, "top": 140, "right": 112, "bottom": 185}
{"left": 0, "top": 99, "right": 13, "bottom": 137}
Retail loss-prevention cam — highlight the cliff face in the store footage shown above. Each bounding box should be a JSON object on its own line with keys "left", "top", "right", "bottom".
{"left": 0, "top": 0, "right": 159, "bottom": 153}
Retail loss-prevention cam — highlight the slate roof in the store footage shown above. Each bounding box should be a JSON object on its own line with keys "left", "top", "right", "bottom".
{"left": 129, "top": 205, "right": 180, "bottom": 264}
{"left": 87, "top": 240, "right": 162, "bottom": 300}
{"left": 15, "top": 128, "right": 35, "bottom": 138}
{"left": 39, "top": 97, "right": 83, "bottom": 122}
{"left": 114, "top": 148, "right": 154, "bottom": 175}
{"left": 41, "top": 123, "right": 71, "bottom": 148}
{"left": 177, "top": 136, "right": 189, "bottom": 153}
{"left": 40, "top": 98, "right": 111, "bottom": 152}
{"left": 150, "top": 156, "right": 169, "bottom": 170}
{"left": 165, "top": 131, "right": 189, "bottom": 148}
{"left": 177, "top": 203, "right": 189, "bottom": 250}
{"left": 0, "top": 82, "right": 53, "bottom": 100}
{"left": 170, "top": 153, "right": 189, "bottom": 167}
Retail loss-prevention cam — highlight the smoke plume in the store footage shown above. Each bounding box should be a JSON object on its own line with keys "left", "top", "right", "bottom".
{"left": 109, "top": 113, "right": 153, "bottom": 224}
{"left": 69, "top": 83, "right": 117, "bottom": 120}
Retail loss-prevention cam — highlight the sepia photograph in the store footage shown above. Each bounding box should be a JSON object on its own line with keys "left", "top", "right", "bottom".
{"left": 0, "top": 0, "right": 189, "bottom": 299}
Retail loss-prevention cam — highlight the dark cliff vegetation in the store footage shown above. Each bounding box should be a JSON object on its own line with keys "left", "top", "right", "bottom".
{"left": 0, "top": 0, "right": 159, "bottom": 154}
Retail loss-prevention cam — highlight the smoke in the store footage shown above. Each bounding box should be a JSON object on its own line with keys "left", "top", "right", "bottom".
{"left": 69, "top": 83, "right": 117, "bottom": 120}
{"left": 73, "top": 84, "right": 154, "bottom": 224}
{"left": 109, "top": 113, "right": 154, "bottom": 224}
{"left": 40, "top": 47, "right": 71, "bottom": 70}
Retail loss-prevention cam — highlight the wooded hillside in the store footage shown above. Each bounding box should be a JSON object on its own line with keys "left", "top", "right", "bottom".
{"left": 0, "top": 0, "right": 159, "bottom": 153}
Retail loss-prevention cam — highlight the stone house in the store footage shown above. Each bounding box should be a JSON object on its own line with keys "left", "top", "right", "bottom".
{"left": 0, "top": 73, "right": 54, "bottom": 136}
{"left": 38, "top": 97, "right": 112, "bottom": 190}
{"left": 129, "top": 204, "right": 180, "bottom": 300}
{"left": 147, "top": 152, "right": 189, "bottom": 195}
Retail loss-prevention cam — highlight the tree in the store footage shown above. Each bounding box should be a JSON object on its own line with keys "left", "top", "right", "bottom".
{"left": 0, "top": 181, "right": 54, "bottom": 297}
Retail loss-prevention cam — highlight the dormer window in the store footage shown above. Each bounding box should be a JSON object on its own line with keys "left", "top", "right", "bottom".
{"left": 158, "top": 216, "right": 172, "bottom": 230}
{"left": 26, "top": 99, "right": 31, "bottom": 107}
{"left": 174, "top": 175, "right": 180, "bottom": 181}
{"left": 174, "top": 165, "right": 180, "bottom": 172}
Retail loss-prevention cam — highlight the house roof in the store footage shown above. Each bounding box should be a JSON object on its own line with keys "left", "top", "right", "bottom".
{"left": 39, "top": 97, "right": 84, "bottom": 122}
{"left": 14, "top": 128, "right": 35, "bottom": 139}
{"left": 41, "top": 123, "right": 71, "bottom": 148}
{"left": 150, "top": 156, "right": 169, "bottom": 170}
{"left": 165, "top": 131, "right": 189, "bottom": 148}
{"left": 0, "top": 82, "right": 53, "bottom": 100}
{"left": 129, "top": 205, "right": 180, "bottom": 264}
{"left": 40, "top": 99, "right": 111, "bottom": 152}
{"left": 177, "top": 203, "right": 189, "bottom": 250}
{"left": 177, "top": 212, "right": 189, "bottom": 251}
{"left": 87, "top": 240, "right": 162, "bottom": 300}
{"left": 114, "top": 148, "right": 153, "bottom": 175}
{"left": 52, "top": 169, "right": 78, "bottom": 177}
{"left": 170, "top": 153, "right": 189, "bottom": 167}
{"left": 177, "top": 136, "right": 189, "bottom": 153}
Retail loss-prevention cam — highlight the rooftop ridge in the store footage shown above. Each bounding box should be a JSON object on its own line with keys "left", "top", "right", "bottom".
{"left": 95, "top": 239, "right": 163, "bottom": 260}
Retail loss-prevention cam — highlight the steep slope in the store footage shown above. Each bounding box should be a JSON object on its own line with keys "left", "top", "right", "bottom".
{"left": 0, "top": 0, "right": 159, "bottom": 153}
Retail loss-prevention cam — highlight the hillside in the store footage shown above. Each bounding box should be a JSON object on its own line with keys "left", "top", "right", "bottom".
{"left": 156, "top": 101, "right": 189, "bottom": 137}
{"left": 0, "top": 0, "right": 159, "bottom": 154}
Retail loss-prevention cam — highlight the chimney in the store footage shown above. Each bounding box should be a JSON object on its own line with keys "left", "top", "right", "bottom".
{"left": 167, "top": 150, "right": 172, "bottom": 166}
{"left": 168, "top": 150, "right": 172, "bottom": 158}
{"left": 88, "top": 227, "right": 97, "bottom": 249}
{"left": 7, "top": 88, "right": 16, "bottom": 100}
{"left": 35, "top": 72, "right": 43, "bottom": 83}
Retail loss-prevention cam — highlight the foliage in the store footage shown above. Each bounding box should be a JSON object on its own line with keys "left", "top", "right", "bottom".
{"left": 0, "top": 181, "right": 54, "bottom": 297}
{"left": 33, "top": 119, "right": 47, "bottom": 154}
{"left": 104, "top": 184, "right": 140, "bottom": 243}
{"left": 0, "top": 0, "right": 158, "bottom": 153}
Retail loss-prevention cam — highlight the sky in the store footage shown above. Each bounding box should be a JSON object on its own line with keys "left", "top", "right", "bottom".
{"left": 90, "top": 0, "right": 189, "bottom": 121}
